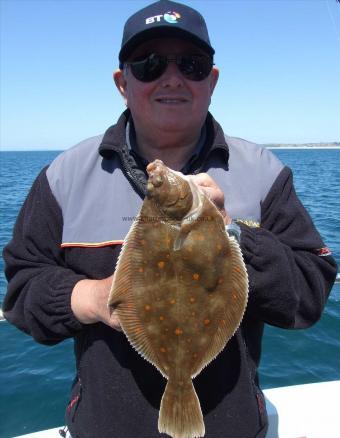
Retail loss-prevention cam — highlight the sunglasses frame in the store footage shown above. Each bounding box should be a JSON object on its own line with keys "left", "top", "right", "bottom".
{"left": 124, "top": 53, "right": 214, "bottom": 83}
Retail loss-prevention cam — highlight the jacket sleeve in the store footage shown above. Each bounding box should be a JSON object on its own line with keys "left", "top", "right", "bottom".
{"left": 2, "top": 168, "right": 86, "bottom": 345}
{"left": 240, "top": 166, "right": 338, "bottom": 329}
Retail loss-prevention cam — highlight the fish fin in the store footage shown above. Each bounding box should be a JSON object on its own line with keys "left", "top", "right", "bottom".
{"left": 108, "top": 216, "right": 160, "bottom": 369}
{"left": 192, "top": 236, "right": 248, "bottom": 378}
{"left": 108, "top": 216, "right": 139, "bottom": 305}
{"left": 158, "top": 378, "right": 205, "bottom": 438}
{"left": 228, "top": 236, "right": 249, "bottom": 316}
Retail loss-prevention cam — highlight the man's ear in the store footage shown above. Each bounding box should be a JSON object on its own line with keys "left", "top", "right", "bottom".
{"left": 209, "top": 66, "right": 219, "bottom": 95}
{"left": 113, "top": 69, "right": 128, "bottom": 106}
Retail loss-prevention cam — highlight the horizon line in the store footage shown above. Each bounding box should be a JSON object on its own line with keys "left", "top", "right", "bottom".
{"left": 1, "top": 142, "right": 340, "bottom": 152}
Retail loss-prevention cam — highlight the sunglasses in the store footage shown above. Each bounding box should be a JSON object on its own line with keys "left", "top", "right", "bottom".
{"left": 125, "top": 53, "right": 214, "bottom": 82}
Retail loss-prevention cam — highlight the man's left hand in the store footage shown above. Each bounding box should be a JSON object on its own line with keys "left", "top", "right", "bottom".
{"left": 190, "top": 173, "right": 231, "bottom": 225}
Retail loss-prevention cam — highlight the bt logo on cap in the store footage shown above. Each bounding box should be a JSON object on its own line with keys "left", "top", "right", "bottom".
{"left": 146, "top": 11, "right": 181, "bottom": 25}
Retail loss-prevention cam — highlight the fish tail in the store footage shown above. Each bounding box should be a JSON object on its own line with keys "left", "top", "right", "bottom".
{"left": 158, "top": 378, "right": 205, "bottom": 438}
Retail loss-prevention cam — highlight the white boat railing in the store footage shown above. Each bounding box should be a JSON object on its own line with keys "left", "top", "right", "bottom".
{"left": 9, "top": 380, "right": 340, "bottom": 438}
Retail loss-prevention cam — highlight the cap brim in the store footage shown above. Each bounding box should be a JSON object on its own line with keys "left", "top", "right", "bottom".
{"left": 119, "top": 27, "right": 214, "bottom": 67}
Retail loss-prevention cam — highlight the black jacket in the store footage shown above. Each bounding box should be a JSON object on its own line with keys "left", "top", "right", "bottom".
{"left": 3, "top": 112, "right": 337, "bottom": 438}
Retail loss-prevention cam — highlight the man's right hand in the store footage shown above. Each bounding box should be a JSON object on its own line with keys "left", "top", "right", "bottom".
{"left": 71, "top": 275, "right": 121, "bottom": 331}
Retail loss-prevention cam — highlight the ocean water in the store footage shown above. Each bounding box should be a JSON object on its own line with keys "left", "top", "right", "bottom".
{"left": 0, "top": 149, "right": 339, "bottom": 437}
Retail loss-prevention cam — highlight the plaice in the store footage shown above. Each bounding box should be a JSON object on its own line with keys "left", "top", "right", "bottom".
{"left": 108, "top": 159, "right": 248, "bottom": 438}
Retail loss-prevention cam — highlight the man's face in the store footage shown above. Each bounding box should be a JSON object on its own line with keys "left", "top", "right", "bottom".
{"left": 114, "top": 37, "right": 219, "bottom": 139}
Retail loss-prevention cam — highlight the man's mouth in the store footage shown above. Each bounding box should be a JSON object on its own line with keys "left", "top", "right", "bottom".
{"left": 155, "top": 97, "right": 188, "bottom": 104}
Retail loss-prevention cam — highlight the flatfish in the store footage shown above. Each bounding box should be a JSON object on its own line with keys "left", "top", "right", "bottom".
{"left": 108, "top": 159, "right": 248, "bottom": 438}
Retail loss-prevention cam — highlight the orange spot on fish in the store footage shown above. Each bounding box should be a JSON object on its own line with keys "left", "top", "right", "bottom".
{"left": 196, "top": 234, "right": 204, "bottom": 241}
{"left": 159, "top": 316, "right": 165, "bottom": 321}
{"left": 220, "top": 319, "right": 226, "bottom": 325}
{"left": 191, "top": 312, "right": 196, "bottom": 316}
{"left": 193, "top": 353, "right": 198, "bottom": 358}
{"left": 189, "top": 297, "right": 195, "bottom": 303}
{"left": 234, "top": 267, "right": 241, "bottom": 273}
{"left": 204, "top": 319, "right": 211, "bottom": 326}
{"left": 218, "top": 277, "right": 223, "bottom": 284}
{"left": 144, "top": 305, "right": 151, "bottom": 311}
{"left": 140, "top": 239, "right": 146, "bottom": 245}
{"left": 233, "top": 293, "right": 237, "bottom": 300}
{"left": 192, "top": 273, "right": 200, "bottom": 281}
{"left": 127, "top": 303, "right": 133, "bottom": 309}
{"left": 138, "top": 267, "right": 144, "bottom": 273}
{"left": 170, "top": 299, "right": 176, "bottom": 304}
{"left": 160, "top": 347, "right": 167, "bottom": 353}
{"left": 158, "top": 261, "right": 165, "bottom": 269}
{"left": 175, "top": 328, "right": 183, "bottom": 335}
{"left": 134, "top": 327, "right": 142, "bottom": 334}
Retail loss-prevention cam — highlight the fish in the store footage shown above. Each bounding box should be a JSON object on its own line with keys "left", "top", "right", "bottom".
{"left": 108, "top": 159, "right": 248, "bottom": 438}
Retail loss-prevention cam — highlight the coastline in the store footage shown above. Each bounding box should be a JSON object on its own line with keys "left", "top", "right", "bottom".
{"left": 2, "top": 142, "right": 340, "bottom": 153}
{"left": 266, "top": 146, "right": 340, "bottom": 150}
{"left": 1, "top": 146, "right": 339, "bottom": 152}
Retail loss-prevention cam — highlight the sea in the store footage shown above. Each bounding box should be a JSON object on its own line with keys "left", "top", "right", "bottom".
{"left": 0, "top": 149, "right": 339, "bottom": 437}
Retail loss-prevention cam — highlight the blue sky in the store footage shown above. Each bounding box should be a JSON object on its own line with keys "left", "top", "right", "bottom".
{"left": 1, "top": 0, "right": 340, "bottom": 150}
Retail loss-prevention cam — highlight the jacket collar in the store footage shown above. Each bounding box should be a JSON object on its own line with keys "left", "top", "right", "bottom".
{"left": 98, "top": 109, "right": 229, "bottom": 171}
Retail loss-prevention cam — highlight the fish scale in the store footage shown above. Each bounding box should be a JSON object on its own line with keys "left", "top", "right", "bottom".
{"left": 108, "top": 159, "right": 248, "bottom": 438}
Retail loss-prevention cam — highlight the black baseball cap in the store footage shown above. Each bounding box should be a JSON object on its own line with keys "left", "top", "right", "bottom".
{"left": 119, "top": 0, "right": 215, "bottom": 68}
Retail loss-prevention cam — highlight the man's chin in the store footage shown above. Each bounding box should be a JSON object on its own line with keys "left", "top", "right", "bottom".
{"left": 155, "top": 119, "right": 193, "bottom": 133}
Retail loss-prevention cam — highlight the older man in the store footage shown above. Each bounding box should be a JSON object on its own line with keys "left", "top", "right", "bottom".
{"left": 3, "top": 1, "right": 337, "bottom": 437}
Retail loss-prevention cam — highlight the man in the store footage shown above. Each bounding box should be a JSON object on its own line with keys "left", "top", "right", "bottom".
{"left": 3, "top": 1, "right": 337, "bottom": 437}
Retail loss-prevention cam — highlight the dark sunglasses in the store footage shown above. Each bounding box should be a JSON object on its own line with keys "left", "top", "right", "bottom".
{"left": 125, "top": 53, "right": 214, "bottom": 82}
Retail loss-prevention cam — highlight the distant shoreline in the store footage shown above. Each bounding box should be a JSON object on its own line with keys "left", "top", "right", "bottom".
{"left": 266, "top": 146, "right": 340, "bottom": 150}
{"left": 1, "top": 144, "right": 340, "bottom": 152}
{"left": 264, "top": 142, "right": 340, "bottom": 149}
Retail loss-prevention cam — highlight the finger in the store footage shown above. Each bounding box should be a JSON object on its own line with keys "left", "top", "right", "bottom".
{"left": 190, "top": 173, "right": 217, "bottom": 188}
{"left": 197, "top": 185, "right": 214, "bottom": 200}
{"left": 190, "top": 174, "right": 231, "bottom": 224}
{"left": 191, "top": 176, "right": 224, "bottom": 206}
{"left": 109, "top": 310, "right": 122, "bottom": 331}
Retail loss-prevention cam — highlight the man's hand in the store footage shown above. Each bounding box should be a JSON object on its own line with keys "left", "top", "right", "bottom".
{"left": 71, "top": 275, "right": 121, "bottom": 331}
{"left": 190, "top": 173, "right": 232, "bottom": 225}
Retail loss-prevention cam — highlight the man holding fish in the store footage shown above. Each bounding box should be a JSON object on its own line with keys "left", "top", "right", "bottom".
{"left": 3, "top": 1, "right": 337, "bottom": 437}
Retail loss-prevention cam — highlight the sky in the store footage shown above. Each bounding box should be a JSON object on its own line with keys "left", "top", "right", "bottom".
{"left": 1, "top": 0, "right": 340, "bottom": 151}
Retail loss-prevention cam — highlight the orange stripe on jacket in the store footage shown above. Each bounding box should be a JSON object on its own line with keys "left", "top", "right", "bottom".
{"left": 61, "top": 240, "right": 124, "bottom": 248}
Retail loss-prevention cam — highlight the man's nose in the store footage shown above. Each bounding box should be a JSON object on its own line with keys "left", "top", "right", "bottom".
{"left": 159, "top": 60, "right": 184, "bottom": 87}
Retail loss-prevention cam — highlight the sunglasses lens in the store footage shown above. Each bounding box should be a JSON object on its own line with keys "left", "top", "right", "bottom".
{"left": 128, "top": 54, "right": 213, "bottom": 82}
{"left": 179, "top": 55, "right": 213, "bottom": 81}
{"left": 129, "top": 54, "right": 167, "bottom": 82}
